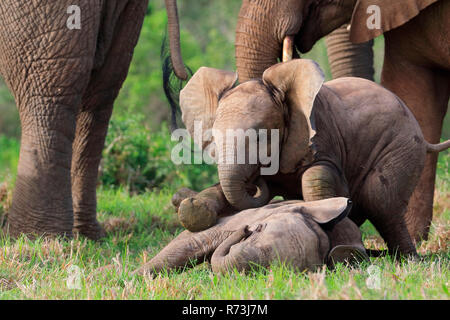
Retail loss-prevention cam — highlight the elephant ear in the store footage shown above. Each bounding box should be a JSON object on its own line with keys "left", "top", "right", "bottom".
{"left": 349, "top": 0, "right": 439, "bottom": 43}
{"left": 180, "top": 67, "right": 237, "bottom": 149}
{"left": 295, "top": 197, "right": 352, "bottom": 229}
{"left": 262, "top": 59, "right": 324, "bottom": 174}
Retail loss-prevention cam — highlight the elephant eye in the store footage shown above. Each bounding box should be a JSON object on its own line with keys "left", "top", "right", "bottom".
{"left": 255, "top": 224, "right": 264, "bottom": 232}
{"left": 249, "top": 223, "right": 265, "bottom": 233}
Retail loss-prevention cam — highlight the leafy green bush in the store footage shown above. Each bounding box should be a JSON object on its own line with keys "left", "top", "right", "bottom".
{"left": 100, "top": 114, "right": 217, "bottom": 193}
{"left": 0, "top": 135, "right": 19, "bottom": 179}
{"left": 436, "top": 148, "right": 449, "bottom": 191}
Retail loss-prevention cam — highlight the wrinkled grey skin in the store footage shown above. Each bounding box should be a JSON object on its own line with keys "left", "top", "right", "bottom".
{"left": 136, "top": 197, "right": 368, "bottom": 275}
{"left": 231, "top": 0, "right": 449, "bottom": 244}
{"left": 0, "top": 0, "right": 184, "bottom": 239}
{"left": 325, "top": 24, "right": 374, "bottom": 81}
{"left": 178, "top": 59, "right": 450, "bottom": 257}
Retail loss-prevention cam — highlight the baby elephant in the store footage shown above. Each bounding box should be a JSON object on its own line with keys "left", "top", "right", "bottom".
{"left": 177, "top": 59, "right": 450, "bottom": 257}
{"left": 135, "top": 197, "right": 368, "bottom": 275}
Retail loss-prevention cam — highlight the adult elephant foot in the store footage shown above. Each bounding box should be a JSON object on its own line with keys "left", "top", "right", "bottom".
{"left": 5, "top": 128, "right": 77, "bottom": 239}
{"left": 6, "top": 164, "right": 73, "bottom": 238}
{"left": 73, "top": 219, "right": 106, "bottom": 241}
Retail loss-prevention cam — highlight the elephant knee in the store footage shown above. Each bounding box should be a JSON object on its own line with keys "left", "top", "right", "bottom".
{"left": 301, "top": 165, "right": 348, "bottom": 201}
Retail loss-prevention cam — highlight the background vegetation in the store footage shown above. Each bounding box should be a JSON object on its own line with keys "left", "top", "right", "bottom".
{"left": 0, "top": 0, "right": 448, "bottom": 299}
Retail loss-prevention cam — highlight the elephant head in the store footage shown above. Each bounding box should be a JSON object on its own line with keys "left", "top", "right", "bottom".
{"left": 235, "top": 0, "right": 357, "bottom": 81}
{"left": 179, "top": 59, "right": 324, "bottom": 210}
{"left": 135, "top": 197, "right": 368, "bottom": 275}
{"left": 235, "top": 0, "right": 438, "bottom": 82}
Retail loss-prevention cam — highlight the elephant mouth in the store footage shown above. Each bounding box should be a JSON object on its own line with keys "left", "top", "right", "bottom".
{"left": 248, "top": 223, "right": 265, "bottom": 234}
{"left": 234, "top": 223, "right": 265, "bottom": 243}
{"left": 294, "top": 20, "right": 320, "bottom": 54}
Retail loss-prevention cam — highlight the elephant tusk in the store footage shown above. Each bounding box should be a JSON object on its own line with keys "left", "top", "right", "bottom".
{"left": 282, "top": 35, "right": 294, "bottom": 62}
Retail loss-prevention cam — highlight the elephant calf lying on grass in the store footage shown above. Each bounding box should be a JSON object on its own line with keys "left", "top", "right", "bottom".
{"left": 136, "top": 197, "right": 368, "bottom": 275}
{"left": 175, "top": 59, "right": 450, "bottom": 257}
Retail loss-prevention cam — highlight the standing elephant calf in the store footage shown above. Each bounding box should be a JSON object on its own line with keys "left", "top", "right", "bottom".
{"left": 176, "top": 59, "right": 450, "bottom": 257}
{"left": 136, "top": 197, "right": 368, "bottom": 275}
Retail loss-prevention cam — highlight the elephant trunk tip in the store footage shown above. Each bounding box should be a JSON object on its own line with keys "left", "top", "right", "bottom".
{"left": 211, "top": 226, "right": 251, "bottom": 274}
{"left": 220, "top": 173, "right": 271, "bottom": 211}
{"left": 172, "top": 63, "right": 188, "bottom": 81}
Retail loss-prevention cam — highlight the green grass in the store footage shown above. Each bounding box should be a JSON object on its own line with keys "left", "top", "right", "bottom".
{"left": 0, "top": 0, "right": 448, "bottom": 300}
{"left": 0, "top": 129, "right": 448, "bottom": 300}
{"left": 0, "top": 136, "right": 19, "bottom": 182}
{"left": 0, "top": 186, "right": 448, "bottom": 300}
{"left": 0, "top": 141, "right": 448, "bottom": 299}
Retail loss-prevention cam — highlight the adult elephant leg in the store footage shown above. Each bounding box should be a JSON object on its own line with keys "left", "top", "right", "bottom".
{"left": 71, "top": 107, "right": 111, "bottom": 239}
{"left": 0, "top": 1, "right": 101, "bottom": 237}
{"left": 71, "top": 0, "right": 148, "bottom": 239}
{"left": 325, "top": 24, "right": 374, "bottom": 80}
{"left": 382, "top": 34, "right": 449, "bottom": 242}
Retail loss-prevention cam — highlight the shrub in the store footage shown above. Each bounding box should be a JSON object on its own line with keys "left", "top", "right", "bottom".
{"left": 100, "top": 113, "right": 217, "bottom": 193}
{"left": 0, "top": 135, "right": 20, "bottom": 179}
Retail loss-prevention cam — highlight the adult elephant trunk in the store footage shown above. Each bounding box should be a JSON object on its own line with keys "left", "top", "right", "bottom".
{"left": 325, "top": 24, "right": 374, "bottom": 80}
{"left": 164, "top": 0, "right": 188, "bottom": 80}
{"left": 211, "top": 226, "right": 256, "bottom": 273}
{"left": 235, "top": 2, "right": 281, "bottom": 82}
{"left": 218, "top": 163, "right": 270, "bottom": 211}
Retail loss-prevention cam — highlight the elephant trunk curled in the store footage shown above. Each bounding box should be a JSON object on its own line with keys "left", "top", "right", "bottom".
{"left": 218, "top": 163, "right": 270, "bottom": 211}
{"left": 211, "top": 226, "right": 256, "bottom": 273}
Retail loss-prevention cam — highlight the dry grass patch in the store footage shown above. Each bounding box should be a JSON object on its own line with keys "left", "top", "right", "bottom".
{"left": 102, "top": 216, "right": 138, "bottom": 234}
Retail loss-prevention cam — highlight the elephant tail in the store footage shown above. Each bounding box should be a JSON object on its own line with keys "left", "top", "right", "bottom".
{"left": 161, "top": 32, "right": 192, "bottom": 132}
{"left": 426, "top": 139, "right": 450, "bottom": 153}
{"left": 425, "top": 139, "right": 450, "bottom": 153}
